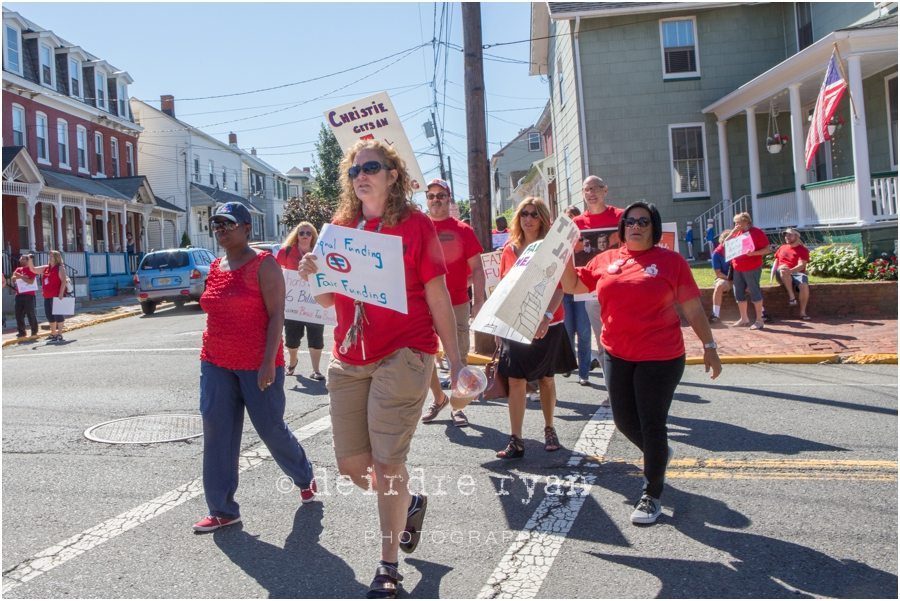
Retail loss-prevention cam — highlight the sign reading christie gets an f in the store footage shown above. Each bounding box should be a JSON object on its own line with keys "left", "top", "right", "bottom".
{"left": 325, "top": 92, "right": 426, "bottom": 192}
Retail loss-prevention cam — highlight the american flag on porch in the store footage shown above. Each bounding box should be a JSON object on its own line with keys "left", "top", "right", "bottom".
{"left": 804, "top": 51, "right": 848, "bottom": 169}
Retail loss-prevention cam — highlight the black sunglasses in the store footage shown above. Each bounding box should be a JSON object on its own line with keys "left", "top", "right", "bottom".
{"left": 298, "top": 231, "right": 313, "bottom": 237}
{"left": 623, "top": 217, "right": 652, "bottom": 228}
{"left": 348, "top": 160, "right": 391, "bottom": 179}
{"left": 210, "top": 219, "right": 239, "bottom": 232}
{"left": 519, "top": 210, "right": 540, "bottom": 219}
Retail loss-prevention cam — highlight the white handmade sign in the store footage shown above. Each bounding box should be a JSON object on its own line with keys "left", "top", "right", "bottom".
{"left": 472, "top": 215, "right": 580, "bottom": 343}
{"left": 283, "top": 269, "right": 336, "bottom": 326}
{"left": 325, "top": 92, "right": 426, "bottom": 192}
{"left": 724, "top": 232, "right": 755, "bottom": 262}
{"left": 480, "top": 250, "right": 503, "bottom": 298}
{"left": 491, "top": 231, "right": 509, "bottom": 250}
{"left": 309, "top": 223, "right": 408, "bottom": 314}
{"left": 15, "top": 279, "right": 38, "bottom": 294}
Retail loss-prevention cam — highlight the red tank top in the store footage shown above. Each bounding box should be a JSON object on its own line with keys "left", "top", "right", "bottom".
{"left": 42, "top": 265, "right": 63, "bottom": 298}
{"left": 200, "top": 251, "right": 285, "bottom": 370}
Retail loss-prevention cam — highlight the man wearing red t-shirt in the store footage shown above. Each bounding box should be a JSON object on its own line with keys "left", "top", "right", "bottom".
{"left": 420, "top": 179, "right": 485, "bottom": 428}
{"left": 10, "top": 254, "right": 39, "bottom": 338}
{"left": 775, "top": 228, "right": 811, "bottom": 319}
{"left": 574, "top": 176, "right": 624, "bottom": 368}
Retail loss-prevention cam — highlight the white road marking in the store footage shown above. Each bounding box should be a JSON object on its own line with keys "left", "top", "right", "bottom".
{"left": 1, "top": 415, "right": 332, "bottom": 594}
{"left": 3, "top": 348, "right": 202, "bottom": 358}
{"left": 479, "top": 401, "right": 616, "bottom": 599}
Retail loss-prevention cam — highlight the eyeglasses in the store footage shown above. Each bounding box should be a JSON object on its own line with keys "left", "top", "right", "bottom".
{"left": 519, "top": 210, "right": 540, "bottom": 219}
{"left": 298, "top": 231, "right": 313, "bottom": 237}
{"left": 623, "top": 217, "right": 651, "bottom": 228}
{"left": 348, "top": 160, "right": 391, "bottom": 179}
{"left": 210, "top": 220, "right": 239, "bottom": 232}
{"left": 426, "top": 193, "right": 449, "bottom": 200}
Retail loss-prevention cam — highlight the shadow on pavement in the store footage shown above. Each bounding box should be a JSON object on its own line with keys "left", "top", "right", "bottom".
{"left": 404, "top": 558, "right": 453, "bottom": 598}
{"left": 213, "top": 503, "right": 366, "bottom": 598}
{"left": 667, "top": 415, "right": 847, "bottom": 454}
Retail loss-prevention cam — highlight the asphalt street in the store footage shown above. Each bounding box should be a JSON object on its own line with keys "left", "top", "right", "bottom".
{"left": 2, "top": 304, "right": 897, "bottom": 599}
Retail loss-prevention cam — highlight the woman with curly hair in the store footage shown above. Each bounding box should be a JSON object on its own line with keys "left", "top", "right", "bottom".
{"left": 300, "top": 139, "right": 463, "bottom": 598}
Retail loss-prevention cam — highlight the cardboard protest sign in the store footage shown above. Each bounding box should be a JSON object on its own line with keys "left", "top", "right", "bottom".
{"left": 283, "top": 269, "right": 337, "bottom": 326}
{"left": 724, "top": 232, "right": 754, "bottom": 262}
{"left": 491, "top": 231, "right": 510, "bottom": 250}
{"left": 15, "top": 279, "right": 38, "bottom": 294}
{"left": 659, "top": 222, "right": 680, "bottom": 254}
{"left": 472, "top": 215, "right": 580, "bottom": 343}
{"left": 325, "top": 92, "right": 426, "bottom": 192}
{"left": 309, "top": 223, "right": 407, "bottom": 314}
{"left": 480, "top": 250, "right": 502, "bottom": 297}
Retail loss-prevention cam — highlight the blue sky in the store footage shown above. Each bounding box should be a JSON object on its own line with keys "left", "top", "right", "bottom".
{"left": 7, "top": 1, "right": 550, "bottom": 200}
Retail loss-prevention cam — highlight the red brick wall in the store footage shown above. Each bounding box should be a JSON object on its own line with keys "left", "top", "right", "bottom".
{"left": 699, "top": 282, "right": 898, "bottom": 319}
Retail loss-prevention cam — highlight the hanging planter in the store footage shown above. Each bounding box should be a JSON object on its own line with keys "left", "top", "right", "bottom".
{"left": 765, "top": 101, "right": 788, "bottom": 154}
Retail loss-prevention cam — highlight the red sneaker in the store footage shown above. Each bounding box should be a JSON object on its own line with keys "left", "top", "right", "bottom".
{"left": 300, "top": 478, "right": 318, "bottom": 504}
{"left": 192, "top": 515, "right": 241, "bottom": 532}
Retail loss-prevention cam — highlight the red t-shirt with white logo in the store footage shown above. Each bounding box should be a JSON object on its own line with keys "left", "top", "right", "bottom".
{"left": 499, "top": 244, "right": 564, "bottom": 325}
{"left": 577, "top": 245, "right": 700, "bottom": 361}
{"left": 573, "top": 206, "right": 624, "bottom": 230}
{"left": 775, "top": 244, "right": 809, "bottom": 272}
{"left": 432, "top": 217, "right": 483, "bottom": 305}
{"left": 730, "top": 226, "right": 770, "bottom": 272}
{"left": 332, "top": 210, "right": 447, "bottom": 365}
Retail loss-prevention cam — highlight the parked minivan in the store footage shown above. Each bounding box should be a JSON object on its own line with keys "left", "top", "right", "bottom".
{"left": 133, "top": 248, "right": 217, "bottom": 315}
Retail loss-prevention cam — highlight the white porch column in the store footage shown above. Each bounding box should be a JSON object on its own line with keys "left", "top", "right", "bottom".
{"left": 121, "top": 206, "right": 127, "bottom": 252}
{"left": 81, "top": 198, "right": 89, "bottom": 252}
{"left": 847, "top": 54, "right": 874, "bottom": 224}
{"left": 745, "top": 108, "right": 762, "bottom": 217}
{"left": 102, "top": 200, "right": 109, "bottom": 253}
{"left": 788, "top": 83, "right": 808, "bottom": 226}
{"left": 717, "top": 120, "right": 732, "bottom": 201}
{"left": 26, "top": 198, "right": 37, "bottom": 252}
{"left": 55, "top": 193, "right": 64, "bottom": 251}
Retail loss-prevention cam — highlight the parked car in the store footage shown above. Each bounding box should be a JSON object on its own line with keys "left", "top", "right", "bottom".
{"left": 250, "top": 241, "right": 281, "bottom": 255}
{"left": 133, "top": 248, "right": 217, "bottom": 315}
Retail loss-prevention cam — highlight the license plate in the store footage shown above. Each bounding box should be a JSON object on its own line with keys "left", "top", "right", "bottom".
{"left": 157, "top": 278, "right": 171, "bottom": 285}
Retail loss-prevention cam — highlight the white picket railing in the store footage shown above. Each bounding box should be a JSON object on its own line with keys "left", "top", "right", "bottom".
{"left": 872, "top": 175, "right": 897, "bottom": 221}
{"left": 803, "top": 180, "right": 858, "bottom": 225}
{"left": 753, "top": 191, "right": 798, "bottom": 229}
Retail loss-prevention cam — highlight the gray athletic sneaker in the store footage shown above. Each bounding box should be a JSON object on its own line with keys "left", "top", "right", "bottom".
{"left": 631, "top": 494, "right": 662, "bottom": 524}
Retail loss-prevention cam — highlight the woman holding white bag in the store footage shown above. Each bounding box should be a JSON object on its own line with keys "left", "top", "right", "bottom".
{"left": 33, "top": 250, "right": 70, "bottom": 342}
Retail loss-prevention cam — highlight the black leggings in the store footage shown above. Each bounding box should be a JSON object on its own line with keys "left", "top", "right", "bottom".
{"left": 602, "top": 350, "right": 685, "bottom": 499}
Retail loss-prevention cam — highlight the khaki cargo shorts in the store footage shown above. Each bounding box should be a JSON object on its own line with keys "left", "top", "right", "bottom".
{"left": 327, "top": 347, "right": 434, "bottom": 465}
{"left": 453, "top": 302, "right": 471, "bottom": 359}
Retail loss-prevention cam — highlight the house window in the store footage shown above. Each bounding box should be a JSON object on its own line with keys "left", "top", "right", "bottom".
{"left": 57, "top": 120, "right": 70, "bottom": 168}
{"left": 795, "top": 3, "right": 813, "bottom": 51}
{"left": 233, "top": 172, "right": 238, "bottom": 192}
{"left": 209, "top": 160, "right": 215, "bottom": 186}
{"left": 95, "top": 132, "right": 105, "bottom": 175}
{"left": 76, "top": 126, "right": 88, "bottom": 171}
{"left": 887, "top": 74, "right": 898, "bottom": 169}
{"left": 222, "top": 167, "right": 227, "bottom": 188}
{"left": 64, "top": 206, "right": 77, "bottom": 252}
{"left": 69, "top": 58, "right": 81, "bottom": 98}
{"left": 126, "top": 142, "right": 134, "bottom": 176}
{"left": 563, "top": 145, "right": 571, "bottom": 202}
{"left": 117, "top": 82, "right": 128, "bottom": 118}
{"left": 12, "top": 104, "right": 25, "bottom": 147}
{"left": 5, "top": 24, "right": 21, "bottom": 74}
{"left": 110, "top": 137, "right": 120, "bottom": 177}
{"left": 41, "top": 204, "right": 55, "bottom": 251}
{"left": 557, "top": 59, "right": 565, "bottom": 107}
{"left": 35, "top": 113, "right": 49, "bottom": 162}
{"left": 39, "top": 43, "right": 54, "bottom": 87}
{"left": 528, "top": 132, "right": 541, "bottom": 152}
{"left": 18, "top": 201, "right": 30, "bottom": 250}
{"left": 193, "top": 157, "right": 200, "bottom": 182}
{"left": 95, "top": 72, "right": 107, "bottom": 109}
{"left": 669, "top": 124, "right": 708, "bottom": 196}
{"left": 660, "top": 17, "right": 699, "bottom": 78}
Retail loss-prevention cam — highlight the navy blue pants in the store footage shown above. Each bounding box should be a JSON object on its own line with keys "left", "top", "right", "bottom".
{"left": 602, "top": 350, "right": 685, "bottom": 499}
{"left": 562, "top": 294, "right": 592, "bottom": 379}
{"left": 200, "top": 361, "right": 313, "bottom": 518}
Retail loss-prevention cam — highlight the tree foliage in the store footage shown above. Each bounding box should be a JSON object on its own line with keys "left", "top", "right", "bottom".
{"left": 312, "top": 123, "right": 343, "bottom": 206}
{"left": 282, "top": 191, "right": 336, "bottom": 233}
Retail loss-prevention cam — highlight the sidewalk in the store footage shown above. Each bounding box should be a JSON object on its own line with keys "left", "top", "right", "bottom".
{"left": 3, "top": 295, "right": 896, "bottom": 363}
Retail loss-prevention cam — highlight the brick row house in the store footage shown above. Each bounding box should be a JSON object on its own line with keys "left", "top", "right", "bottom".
{"left": 2, "top": 8, "right": 182, "bottom": 301}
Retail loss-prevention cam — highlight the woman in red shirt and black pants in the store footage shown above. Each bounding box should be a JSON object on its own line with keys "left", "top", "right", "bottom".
{"left": 35, "top": 250, "right": 68, "bottom": 341}
{"left": 562, "top": 201, "right": 722, "bottom": 525}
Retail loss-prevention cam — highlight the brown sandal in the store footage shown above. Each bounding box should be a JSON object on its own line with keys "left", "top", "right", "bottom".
{"left": 496, "top": 434, "right": 525, "bottom": 459}
{"left": 544, "top": 426, "right": 560, "bottom": 452}
{"left": 366, "top": 565, "right": 403, "bottom": 599}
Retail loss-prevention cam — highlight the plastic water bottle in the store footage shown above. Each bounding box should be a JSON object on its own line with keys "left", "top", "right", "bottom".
{"left": 452, "top": 366, "right": 488, "bottom": 400}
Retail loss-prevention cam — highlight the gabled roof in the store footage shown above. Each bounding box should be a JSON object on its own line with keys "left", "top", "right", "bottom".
{"left": 2, "top": 146, "right": 44, "bottom": 184}
{"left": 39, "top": 169, "right": 129, "bottom": 200}
{"left": 99, "top": 176, "right": 155, "bottom": 204}
{"left": 491, "top": 126, "right": 539, "bottom": 161}
{"left": 153, "top": 196, "right": 184, "bottom": 213}
{"left": 840, "top": 12, "right": 897, "bottom": 31}
{"left": 190, "top": 182, "right": 264, "bottom": 213}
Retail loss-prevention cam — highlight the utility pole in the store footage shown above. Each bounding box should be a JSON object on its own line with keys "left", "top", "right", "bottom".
{"left": 431, "top": 111, "right": 447, "bottom": 181}
{"left": 462, "top": 2, "right": 494, "bottom": 355}
{"left": 447, "top": 156, "right": 455, "bottom": 203}
{"left": 462, "top": 2, "right": 491, "bottom": 253}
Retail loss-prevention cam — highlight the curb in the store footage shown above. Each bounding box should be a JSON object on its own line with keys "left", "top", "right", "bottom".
{"left": 2, "top": 307, "right": 143, "bottom": 348}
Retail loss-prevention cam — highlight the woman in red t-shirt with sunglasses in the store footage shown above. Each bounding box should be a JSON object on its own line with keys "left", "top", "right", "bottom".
{"left": 562, "top": 201, "right": 721, "bottom": 526}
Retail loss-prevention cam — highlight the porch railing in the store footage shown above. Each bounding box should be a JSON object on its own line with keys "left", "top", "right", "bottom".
{"left": 802, "top": 176, "right": 858, "bottom": 225}
{"left": 28, "top": 251, "right": 142, "bottom": 277}
{"left": 872, "top": 173, "right": 897, "bottom": 221}
{"left": 694, "top": 195, "right": 750, "bottom": 236}
{"left": 754, "top": 189, "right": 798, "bottom": 230}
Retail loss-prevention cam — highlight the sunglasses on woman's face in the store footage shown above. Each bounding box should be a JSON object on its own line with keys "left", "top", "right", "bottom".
{"left": 520, "top": 210, "right": 540, "bottom": 219}
{"left": 298, "top": 231, "right": 313, "bottom": 237}
{"left": 623, "top": 217, "right": 651, "bottom": 228}
{"left": 348, "top": 160, "right": 390, "bottom": 179}
{"left": 210, "top": 220, "right": 239, "bottom": 232}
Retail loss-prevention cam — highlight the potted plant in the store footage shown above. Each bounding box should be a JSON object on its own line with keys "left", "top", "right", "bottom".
{"left": 766, "top": 133, "right": 789, "bottom": 154}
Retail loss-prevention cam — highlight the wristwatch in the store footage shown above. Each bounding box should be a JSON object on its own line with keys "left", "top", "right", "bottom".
{"left": 703, "top": 341, "right": 718, "bottom": 350}
{"left": 544, "top": 311, "right": 554, "bottom": 320}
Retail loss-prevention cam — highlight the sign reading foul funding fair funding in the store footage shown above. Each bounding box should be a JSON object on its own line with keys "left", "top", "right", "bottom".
{"left": 308, "top": 223, "right": 408, "bottom": 314}
{"left": 472, "top": 215, "right": 580, "bottom": 344}
{"left": 283, "top": 269, "right": 337, "bottom": 326}
{"left": 325, "top": 92, "right": 426, "bottom": 192}
{"left": 724, "top": 232, "right": 755, "bottom": 262}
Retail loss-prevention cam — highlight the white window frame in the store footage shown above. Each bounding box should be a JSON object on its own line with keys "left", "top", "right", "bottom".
{"left": 69, "top": 57, "right": 82, "bottom": 99}
{"left": 39, "top": 42, "right": 55, "bottom": 88}
{"left": 76, "top": 125, "right": 88, "bottom": 172}
{"left": 110, "top": 137, "right": 120, "bottom": 177}
{"left": 659, "top": 16, "right": 700, "bottom": 79}
{"left": 668, "top": 123, "right": 710, "bottom": 198}
{"left": 4, "top": 24, "right": 22, "bottom": 76}
{"left": 222, "top": 167, "right": 227, "bottom": 188}
{"left": 11, "top": 104, "right": 26, "bottom": 147}
{"left": 95, "top": 71, "right": 107, "bottom": 110}
{"left": 18, "top": 200, "right": 31, "bottom": 250}
{"left": 35, "top": 112, "right": 50, "bottom": 164}
{"left": 57, "top": 119, "right": 70, "bottom": 169}
{"left": 193, "top": 156, "right": 200, "bottom": 182}
{"left": 63, "top": 206, "right": 77, "bottom": 252}
{"left": 209, "top": 160, "right": 215, "bottom": 186}
{"left": 886, "top": 73, "right": 898, "bottom": 170}
{"left": 41, "top": 204, "right": 55, "bottom": 251}
{"left": 94, "top": 132, "right": 105, "bottom": 175}
{"left": 117, "top": 81, "right": 128, "bottom": 118}
{"left": 528, "top": 132, "right": 541, "bottom": 152}
{"left": 125, "top": 142, "right": 134, "bottom": 176}
{"left": 557, "top": 59, "right": 565, "bottom": 107}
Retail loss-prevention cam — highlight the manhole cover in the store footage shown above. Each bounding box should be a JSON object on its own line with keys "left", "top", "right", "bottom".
{"left": 84, "top": 414, "right": 203, "bottom": 444}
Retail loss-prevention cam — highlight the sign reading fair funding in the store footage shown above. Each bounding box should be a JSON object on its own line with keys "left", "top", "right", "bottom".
{"left": 472, "top": 215, "right": 580, "bottom": 344}
{"left": 283, "top": 269, "right": 337, "bottom": 326}
{"left": 309, "top": 223, "right": 408, "bottom": 314}
{"left": 325, "top": 92, "right": 426, "bottom": 192}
